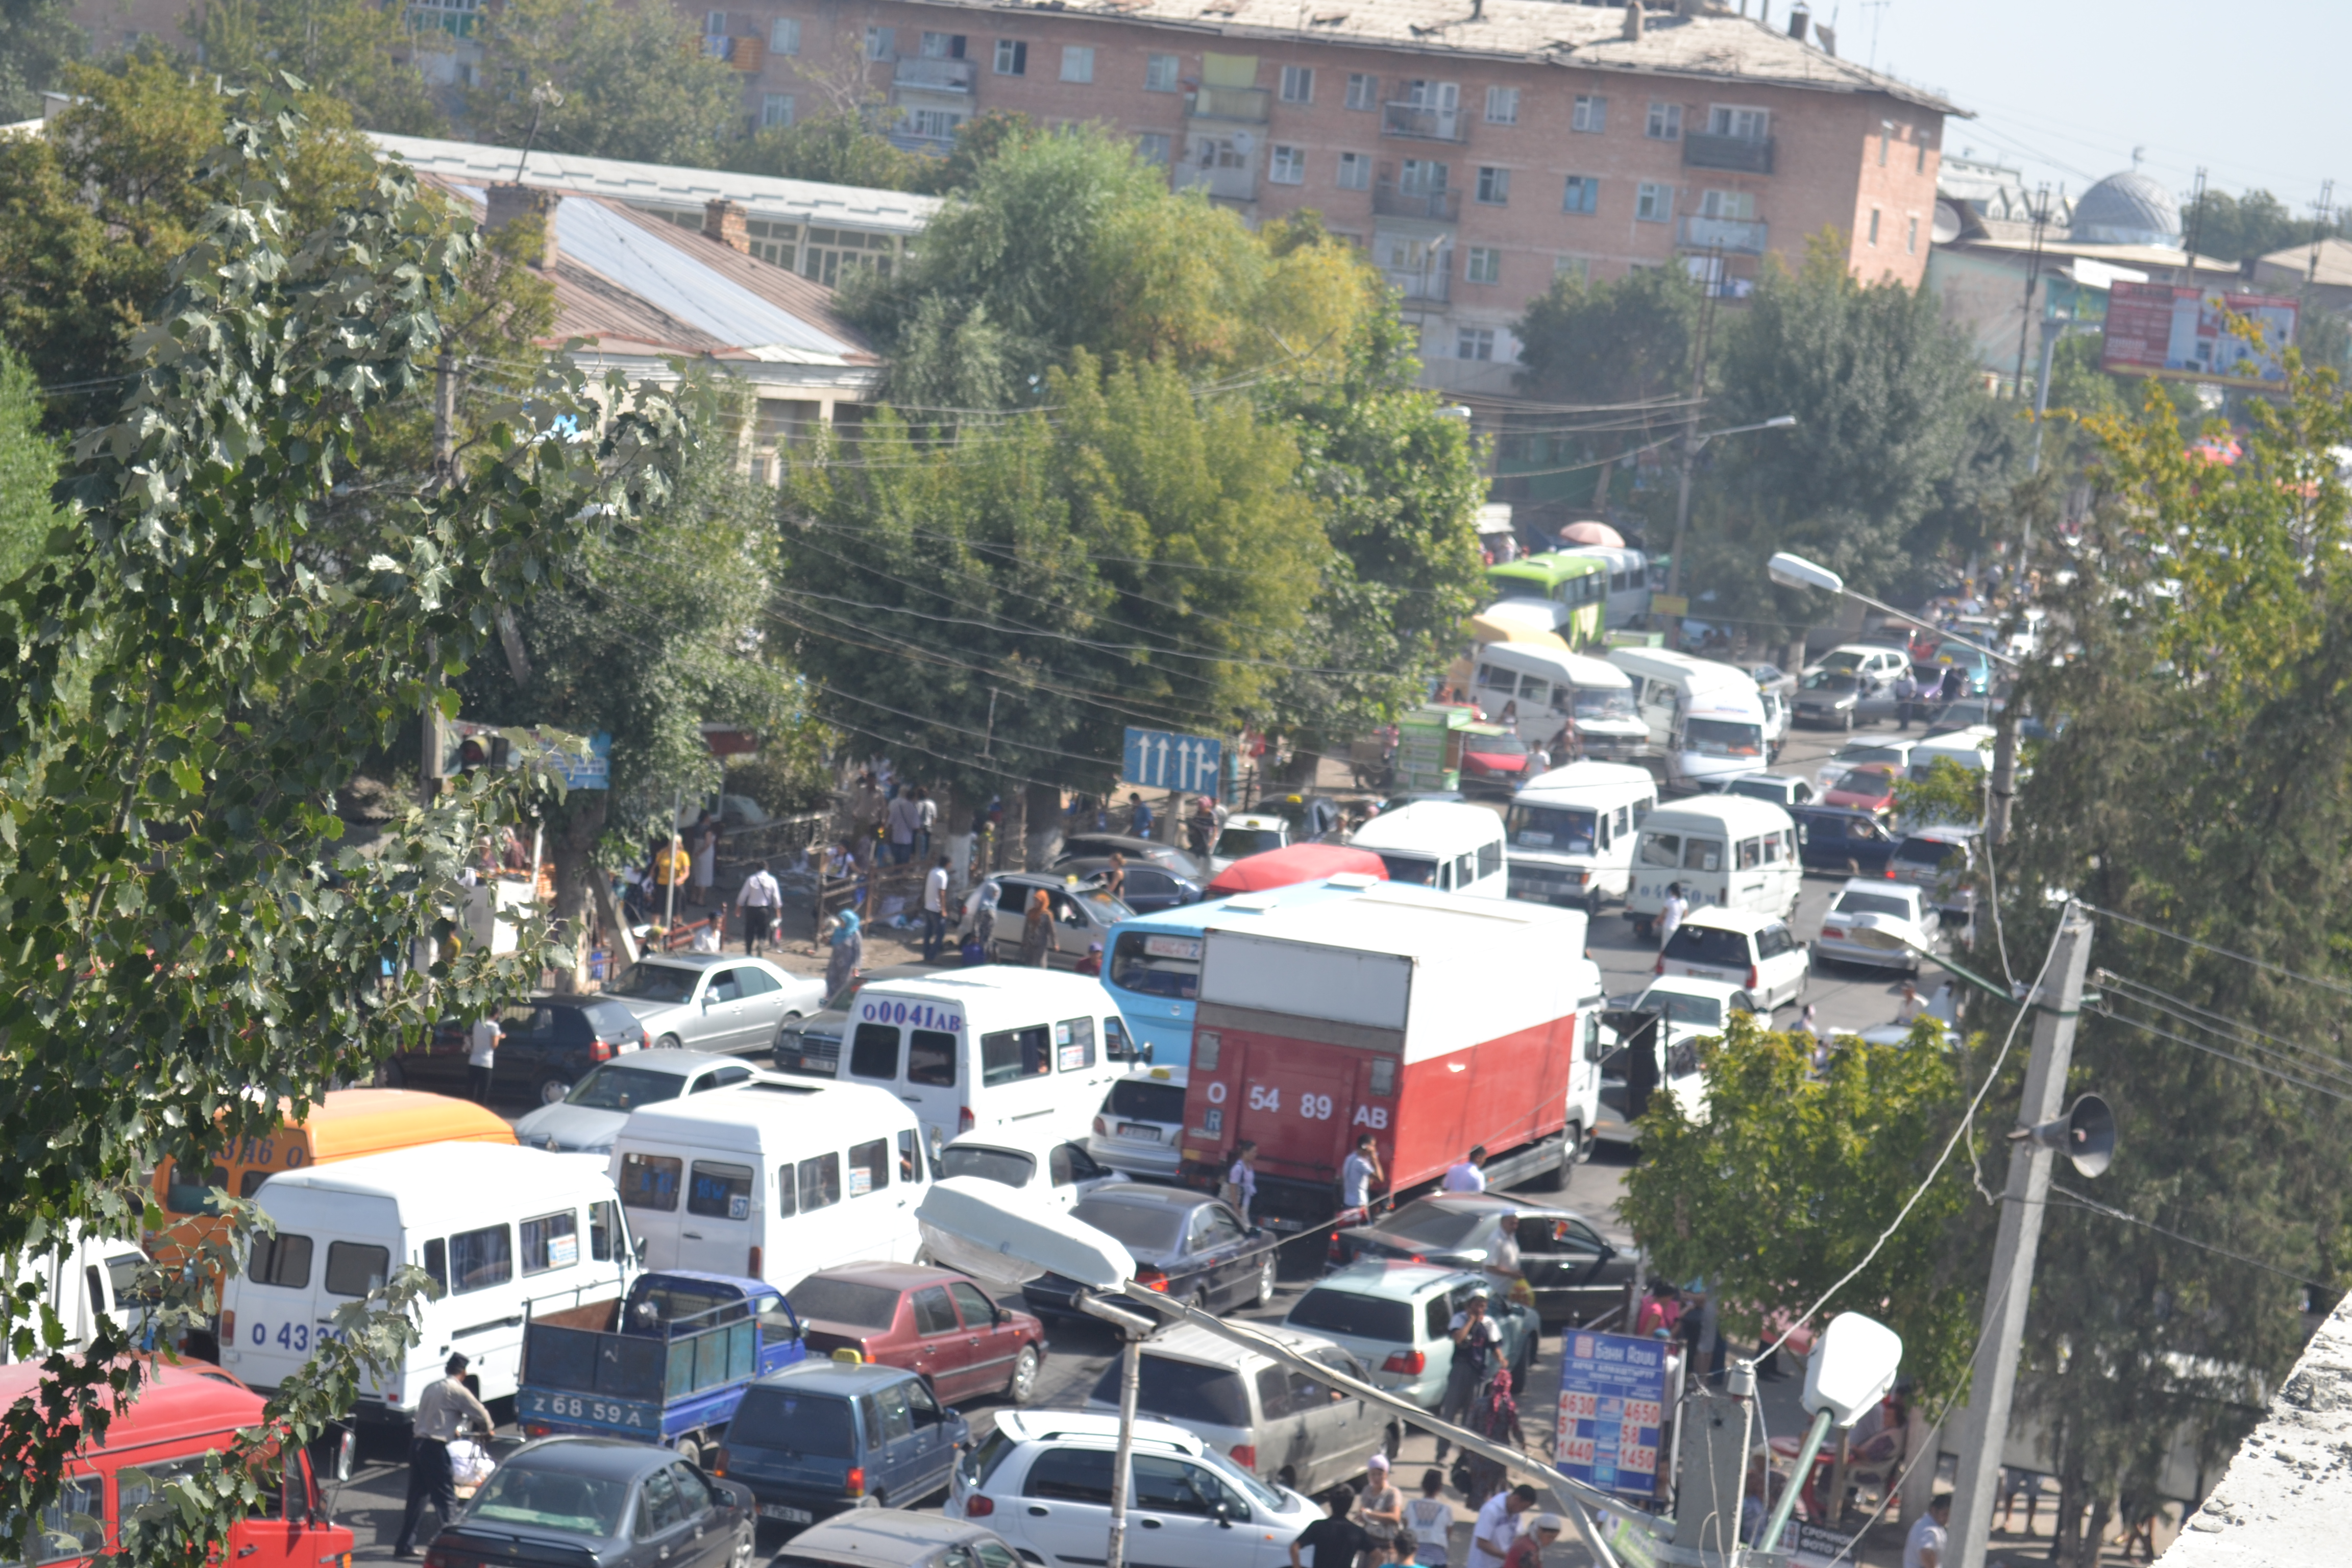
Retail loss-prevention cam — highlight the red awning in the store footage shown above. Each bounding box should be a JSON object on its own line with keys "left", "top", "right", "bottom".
{"left": 1205, "top": 842, "right": 1390, "bottom": 896}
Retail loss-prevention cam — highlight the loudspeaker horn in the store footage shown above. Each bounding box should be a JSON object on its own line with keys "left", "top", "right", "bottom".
{"left": 2009, "top": 1092, "right": 2115, "bottom": 1178}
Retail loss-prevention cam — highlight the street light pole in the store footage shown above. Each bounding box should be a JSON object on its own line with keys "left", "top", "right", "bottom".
{"left": 1667, "top": 416, "right": 1797, "bottom": 647}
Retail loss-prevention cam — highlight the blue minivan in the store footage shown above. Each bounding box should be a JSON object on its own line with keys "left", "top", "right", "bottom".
{"left": 723, "top": 1361, "right": 970, "bottom": 1533}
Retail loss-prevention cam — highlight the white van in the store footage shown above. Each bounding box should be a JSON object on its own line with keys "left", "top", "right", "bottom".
{"left": 1350, "top": 800, "right": 1509, "bottom": 899}
{"left": 1606, "top": 647, "right": 1772, "bottom": 789}
{"left": 220, "top": 1142, "right": 632, "bottom": 1417}
{"left": 1504, "top": 763, "right": 1657, "bottom": 913}
{"left": 612, "top": 1080, "right": 926, "bottom": 1292}
{"left": 1469, "top": 642, "right": 1648, "bottom": 757}
{"left": 829, "top": 968, "right": 1139, "bottom": 1160}
{"left": 1624, "top": 795, "right": 1802, "bottom": 939}
{"left": 1907, "top": 725, "right": 1998, "bottom": 780}
{"left": 1558, "top": 545, "right": 1652, "bottom": 627}
{"left": 4, "top": 1227, "right": 150, "bottom": 1360}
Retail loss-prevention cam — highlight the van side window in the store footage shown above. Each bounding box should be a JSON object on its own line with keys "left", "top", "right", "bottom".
{"left": 621, "top": 1152, "right": 683, "bottom": 1212}
{"left": 238, "top": 1169, "right": 272, "bottom": 1199}
{"left": 1436, "top": 859, "right": 1454, "bottom": 891}
{"left": 1478, "top": 839, "right": 1503, "bottom": 880}
{"left": 32, "top": 1476, "right": 103, "bottom": 1559}
{"left": 1735, "top": 837, "right": 1761, "bottom": 870}
{"left": 1628, "top": 801, "right": 1648, "bottom": 828}
{"left": 520, "top": 1211, "right": 580, "bottom": 1274}
{"left": 1104, "top": 1016, "right": 1136, "bottom": 1061}
{"left": 799, "top": 1153, "right": 843, "bottom": 1210}
{"left": 775, "top": 1163, "right": 798, "bottom": 1217}
{"left": 1455, "top": 852, "right": 1476, "bottom": 887}
{"left": 165, "top": 1162, "right": 230, "bottom": 1216}
{"left": 849, "top": 1023, "right": 900, "bottom": 1080}
{"left": 449, "top": 1225, "right": 512, "bottom": 1293}
{"left": 908, "top": 1028, "right": 957, "bottom": 1086}
{"left": 1055, "top": 1017, "right": 1095, "bottom": 1071}
{"left": 898, "top": 1129, "right": 921, "bottom": 1184}
{"left": 689, "top": 1162, "right": 755, "bottom": 1220}
{"left": 423, "top": 1238, "right": 447, "bottom": 1293}
{"left": 323, "top": 1241, "right": 389, "bottom": 1296}
{"left": 1639, "top": 831, "right": 1681, "bottom": 868}
{"left": 590, "top": 1200, "right": 620, "bottom": 1262}
{"left": 1756, "top": 924, "right": 1794, "bottom": 960}
{"left": 1682, "top": 837, "right": 1723, "bottom": 872}
{"left": 847, "top": 1139, "right": 889, "bottom": 1197}
{"left": 981, "top": 1025, "right": 1052, "bottom": 1086}
{"left": 249, "top": 1233, "right": 312, "bottom": 1289}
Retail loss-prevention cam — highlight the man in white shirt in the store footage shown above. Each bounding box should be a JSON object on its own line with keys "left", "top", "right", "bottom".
{"left": 1464, "top": 1484, "right": 1535, "bottom": 1568}
{"left": 1895, "top": 981, "right": 1926, "bottom": 1025}
{"left": 921, "top": 854, "right": 952, "bottom": 964}
{"left": 1658, "top": 883, "right": 1688, "bottom": 949}
{"left": 1339, "top": 1134, "right": 1384, "bottom": 1215}
{"left": 467, "top": 1015, "right": 500, "bottom": 1106}
{"left": 1902, "top": 1492, "right": 1950, "bottom": 1568}
{"left": 1484, "top": 1209, "right": 1524, "bottom": 1303}
{"left": 736, "top": 861, "right": 781, "bottom": 958}
{"left": 1441, "top": 1145, "right": 1489, "bottom": 1193}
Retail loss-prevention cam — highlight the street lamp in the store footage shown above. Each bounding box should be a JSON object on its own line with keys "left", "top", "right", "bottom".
{"left": 1664, "top": 414, "right": 1797, "bottom": 604}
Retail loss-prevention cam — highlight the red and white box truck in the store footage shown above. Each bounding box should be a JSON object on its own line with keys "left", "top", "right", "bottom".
{"left": 1177, "top": 883, "right": 1606, "bottom": 1229}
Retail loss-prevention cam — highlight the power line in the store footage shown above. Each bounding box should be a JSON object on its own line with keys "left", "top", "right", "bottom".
{"left": 2078, "top": 901, "right": 2352, "bottom": 1001}
{"left": 2089, "top": 1001, "right": 2352, "bottom": 1107}
{"left": 804, "top": 678, "right": 1124, "bottom": 771}
{"left": 2042, "top": 1184, "right": 2331, "bottom": 1292}
{"left": 2094, "top": 969, "right": 2352, "bottom": 1090}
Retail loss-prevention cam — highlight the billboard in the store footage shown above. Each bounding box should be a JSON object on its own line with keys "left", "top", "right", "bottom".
{"left": 1552, "top": 1329, "right": 1668, "bottom": 1499}
{"left": 2100, "top": 281, "right": 2298, "bottom": 387}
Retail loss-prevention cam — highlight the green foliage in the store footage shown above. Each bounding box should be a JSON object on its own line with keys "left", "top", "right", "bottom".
{"left": 1509, "top": 264, "right": 1699, "bottom": 509}
{"left": 728, "top": 111, "right": 933, "bottom": 192}
{"left": 0, "top": 342, "right": 58, "bottom": 582}
{"left": 1620, "top": 1015, "right": 1982, "bottom": 1397}
{"left": 0, "top": 80, "right": 691, "bottom": 1562}
{"left": 469, "top": 0, "right": 743, "bottom": 167}
{"left": 2180, "top": 185, "right": 2348, "bottom": 264}
{"left": 1892, "top": 755, "right": 1983, "bottom": 828}
{"left": 193, "top": 0, "right": 445, "bottom": 134}
{"left": 0, "top": 0, "right": 81, "bottom": 121}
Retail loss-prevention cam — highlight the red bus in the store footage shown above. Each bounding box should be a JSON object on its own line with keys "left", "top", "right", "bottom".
{"left": 0, "top": 1359, "right": 356, "bottom": 1568}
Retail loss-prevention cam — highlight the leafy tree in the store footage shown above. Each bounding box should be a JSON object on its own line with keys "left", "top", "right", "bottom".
{"left": 469, "top": 0, "right": 743, "bottom": 167}
{"left": 0, "top": 341, "right": 58, "bottom": 582}
{"left": 192, "top": 0, "right": 445, "bottom": 134}
{"left": 2179, "top": 185, "right": 2348, "bottom": 264}
{"left": 0, "top": 0, "right": 81, "bottom": 121}
{"left": 728, "top": 111, "right": 930, "bottom": 192}
{"left": 1891, "top": 755, "right": 1982, "bottom": 828}
{"left": 1621, "top": 1015, "right": 1983, "bottom": 1397}
{"left": 1511, "top": 264, "right": 1701, "bottom": 509}
{"left": 0, "top": 80, "right": 690, "bottom": 1565}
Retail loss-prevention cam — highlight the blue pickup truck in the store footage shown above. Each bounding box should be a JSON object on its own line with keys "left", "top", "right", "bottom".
{"left": 517, "top": 1270, "right": 805, "bottom": 1466}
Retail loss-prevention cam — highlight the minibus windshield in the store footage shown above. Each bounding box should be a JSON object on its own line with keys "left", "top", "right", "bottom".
{"left": 1109, "top": 932, "right": 1200, "bottom": 1000}
{"left": 566, "top": 1065, "right": 687, "bottom": 1111}
{"left": 1507, "top": 803, "right": 1597, "bottom": 854}
{"left": 1684, "top": 719, "right": 1763, "bottom": 756}
{"left": 1374, "top": 853, "right": 1438, "bottom": 886}
{"left": 1573, "top": 688, "right": 1637, "bottom": 720}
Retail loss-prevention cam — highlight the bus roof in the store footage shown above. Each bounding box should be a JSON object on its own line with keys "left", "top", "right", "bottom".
{"left": 1486, "top": 553, "right": 1607, "bottom": 589}
{"left": 1604, "top": 646, "right": 1756, "bottom": 693}
{"left": 298, "top": 1088, "right": 518, "bottom": 1162}
{"left": 1640, "top": 795, "right": 1798, "bottom": 834}
{"left": 1474, "top": 642, "right": 1631, "bottom": 687}
{"left": 1515, "top": 762, "right": 1657, "bottom": 798}
{"left": 1210, "top": 880, "right": 1577, "bottom": 964}
{"left": 617, "top": 1081, "right": 911, "bottom": 1151}
{"left": 1350, "top": 801, "right": 1504, "bottom": 854}
{"left": 258, "top": 1140, "right": 611, "bottom": 1211}
{"left": 1111, "top": 876, "right": 1380, "bottom": 936}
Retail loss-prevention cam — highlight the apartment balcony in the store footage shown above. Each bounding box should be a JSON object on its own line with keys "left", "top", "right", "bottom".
{"left": 1381, "top": 103, "right": 1466, "bottom": 142}
{"left": 1184, "top": 86, "right": 1270, "bottom": 124}
{"left": 1677, "top": 215, "right": 1770, "bottom": 255}
{"left": 700, "top": 33, "right": 765, "bottom": 69}
{"left": 1683, "top": 132, "right": 1775, "bottom": 174}
{"left": 1173, "top": 161, "right": 1258, "bottom": 203}
{"left": 893, "top": 57, "right": 976, "bottom": 94}
{"left": 1373, "top": 181, "right": 1459, "bottom": 222}
{"left": 886, "top": 130, "right": 960, "bottom": 155}
{"left": 1383, "top": 267, "right": 1450, "bottom": 304}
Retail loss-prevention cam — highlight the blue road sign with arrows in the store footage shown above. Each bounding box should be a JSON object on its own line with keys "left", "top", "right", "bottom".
{"left": 1122, "top": 728, "right": 1223, "bottom": 797}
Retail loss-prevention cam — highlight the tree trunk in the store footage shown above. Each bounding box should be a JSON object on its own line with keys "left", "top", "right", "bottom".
{"left": 1023, "top": 781, "right": 1063, "bottom": 870}
{"left": 547, "top": 793, "right": 610, "bottom": 992}
{"left": 1592, "top": 447, "right": 1616, "bottom": 512}
{"left": 998, "top": 787, "right": 1025, "bottom": 873}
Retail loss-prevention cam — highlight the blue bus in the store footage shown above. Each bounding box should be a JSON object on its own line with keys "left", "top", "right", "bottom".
{"left": 1100, "top": 875, "right": 1383, "bottom": 1067}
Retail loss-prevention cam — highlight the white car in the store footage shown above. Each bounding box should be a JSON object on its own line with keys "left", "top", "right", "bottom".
{"left": 948, "top": 1410, "right": 1318, "bottom": 1567}
{"left": 1812, "top": 738, "right": 1919, "bottom": 795}
{"left": 602, "top": 952, "right": 829, "bottom": 1054}
{"left": 1815, "top": 880, "right": 1942, "bottom": 975}
{"left": 1087, "top": 1066, "right": 1188, "bottom": 1180}
{"left": 1655, "top": 907, "right": 1809, "bottom": 1011}
{"left": 1209, "top": 813, "right": 1291, "bottom": 871}
{"left": 1806, "top": 643, "right": 1913, "bottom": 687}
{"left": 935, "top": 1129, "right": 1129, "bottom": 1213}
{"left": 1594, "top": 975, "right": 1741, "bottom": 1143}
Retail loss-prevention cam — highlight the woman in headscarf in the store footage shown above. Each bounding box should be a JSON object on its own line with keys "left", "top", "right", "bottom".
{"left": 824, "top": 908, "right": 863, "bottom": 997}
{"left": 1457, "top": 1365, "right": 1525, "bottom": 1511}
{"left": 1018, "top": 889, "right": 1054, "bottom": 967}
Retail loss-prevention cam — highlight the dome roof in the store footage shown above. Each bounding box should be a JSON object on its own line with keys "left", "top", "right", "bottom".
{"left": 2070, "top": 170, "right": 2180, "bottom": 248}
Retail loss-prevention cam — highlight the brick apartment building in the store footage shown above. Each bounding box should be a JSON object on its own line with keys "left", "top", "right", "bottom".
{"left": 714, "top": 0, "right": 1957, "bottom": 396}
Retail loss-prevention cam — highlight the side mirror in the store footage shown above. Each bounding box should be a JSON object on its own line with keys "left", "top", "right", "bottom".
{"left": 634, "top": 1236, "right": 650, "bottom": 1264}
{"left": 1211, "top": 1503, "right": 1233, "bottom": 1529}
{"left": 334, "top": 1427, "right": 355, "bottom": 1483}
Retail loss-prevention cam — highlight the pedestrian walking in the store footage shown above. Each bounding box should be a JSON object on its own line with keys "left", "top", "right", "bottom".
{"left": 1187, "top": 795, "right": 1219, "bottom": 858}
{"left": 1018, "top": 889, "right": 1054, "bottom": 967}
{"left": 913, "top": 786, "right": 937, "bottom": 862}
{"left": 651, "top": 835, "right": 690, "bottom": 915}
{"left": 1440, "top": 1145, "right": 1489, "bottom": 1194}
{"left": 1657, "top": 883, "right": 1688, "bottom": 949}
{"left": 1433, "top": 1294, "right": 1505, "bottom": 1460}
{"left": 921, "top": 855, "right": 951, "bottom": 964}
{"left": 1403, "top": 1471, "right": 1456, "bottom": 1568}
{"left": 824, "top": 909, "right": 863, "bottom": 998}
{"left": 467, "top": 1013, "right": 500, "bottom": 1105}
{"left": 1895, "top": 981, "right": 1926, "bottom": 1024}
{"left": 1126, "top": 791, "right": 1153, "bottom": 838}
{"left": 1340, "top": 1133, "right": 1385, "bottom": 1217}
{"left": 1893, "top": 669, "right": 1919, "bottom": 729}
{"left": 1464, "top": 1485, "right": 1536, "bottom": 1568}
{"left": 1289, "top": 1485, "right": 1372, "bottom": 1568}
{"left": 1903, "top": 1491, "right": 1951, "bottom": 1568}
{"left": 1221, "top": 1140, "right": 1259, "bottom": 1221}
{"left": 886, "top": 788, "right": 922, "bottom": 866}
{"left": 736, "top": 861, "right": 780, "bottom": 957}
{"left": 1356, "top": 1454, "right": 1406, "bottom": 1566}
{"left": 691, "top": 812, "right": 718, "bottom": 906}
{"left": 1799, "top": 1004, "right": 1827, "bottom": 1070}
{"left": 1459, "top": 1366, "right": 1525, "bottom": 1507}
{"left": 392, "top": 1353, "right": 495, "bottom": 1556}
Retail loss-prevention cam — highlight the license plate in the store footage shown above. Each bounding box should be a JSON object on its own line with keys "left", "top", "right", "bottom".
{"left": 800, "top": 1056, "right": 836, "bottom": 1071}
{"left": 1117, "top": 1123, "right": 1161, "bottom": 1141}
{"left": 759, "top": 1505, "right": 813, "bottom": 1523}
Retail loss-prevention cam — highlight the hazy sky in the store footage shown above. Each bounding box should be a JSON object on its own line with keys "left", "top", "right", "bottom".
{"left": 1839, "top": 0, "right": 2343, "bottom": 220}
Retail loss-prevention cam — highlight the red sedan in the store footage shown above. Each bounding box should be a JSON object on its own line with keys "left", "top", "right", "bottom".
{"left": 1459, "top": 726, "right": 1536, "bottom": 793}
{"left": 1822, "top": 763, "right": 1900, "bottom": 815}
{"left": 789, "top": 1261, "right": 1046, "bottom": 1406}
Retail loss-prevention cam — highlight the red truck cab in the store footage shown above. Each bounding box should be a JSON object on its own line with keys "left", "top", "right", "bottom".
{"left": 0, "top": 1359, "right": 355, "bottom": 1568}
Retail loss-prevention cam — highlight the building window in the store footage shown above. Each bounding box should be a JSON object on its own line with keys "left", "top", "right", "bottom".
{"left": 1880, "top": 120, "right": 1893, "bottom": 166}
{"left": 1572, "top": 95, "right": 1606, "bottom": 133}
{"left": 1399, "top": 158, "right": 1447, "bottom": 194}
{"left": 995, "top": 39, "right": 1027, "bottom": 75}
{"left": 1562, "top": 175, "right": 1599, "bottom": 214}
{"left": 1061, "top": 46, "right": 1094, "bottom": 82}
{"left": 1868, "top": 207, "right": 1881, "bottom": 244}
{"left": 1646, "top": 102, "right": 1682, "bottom": 141}
{"left": 1556, "top": 255, "right": 1590, "bottom": 284}
{"left": 1280, "top": 65, "right": 1313, "bottom": 103}
{"left": 1475, "top": 166, "right": 1510, "bottom": 205}
{"left": 703, "top": 10, "right": 725, "bottom": 37}
{"left": 1336, "top": 151, "right": 1370, "bottom": 190}
{"left": 1699, "top": 189, "right": 1754, "bottom": 220}
{"left": 1485, "top": 85, "right": 1518, "bottom": 125}
{"left": 909, "top": 108, "right": 964, "bottom": 140}
{"left": 1906, "top": 215, "right": 1919, "bottom": 254}
{"left": 1137, "top": 132, "right": 1171, "bottom": 165}
{"left": 1465, "top": 246, "right": 1501, "bottom": 284}
{"left": 1145, "top": 53, "right": 1179, "bottom": 91}
{"left": 1707, "top": 106, "right": 1769, "bottom": 141}
{"left": 768, "top": 16, "right": 798, "bottom": 54}
{"left": 920, "top": 32, "right": 966, "bottom": 58}
{"left": 761, "top": 93, "right": 795, "bottom": 128}
{"left": 1457, "top": 327, "right": 1496, "bottom": 361}
{"left": 1636, "top": 182, "right": 1673, "bottom": 222}
{"left": 1269, "top": 144, "right": 1305, "bottom": 183}
{"left": 865, "top": 26, "right": 895, "bottom": 60}
{"left": 1345, "top": 72, "right": 1378, "bottom": 110}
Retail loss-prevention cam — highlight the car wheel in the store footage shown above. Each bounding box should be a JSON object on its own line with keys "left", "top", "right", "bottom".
{"left": 656, "top": 1034, "right": 682, "bottom": 1051}
{"left": 729, "top": 1529, "right": 755, "bottom": 1568}
{"left": 1189, "top": 1289, "right": 1211, "bottom": 1316}
{"left": 1009, "top": 1344, "right": 1042, "bottom": 1405}
{"left": 536, "top": 1075, "right": 571, "bottom": 1107}
{"left": 1254, "top": 1255, "right": 1277, "bottom": 1308}
{"left": 674, "top": 1436, "right": 701, "bottom": 1469}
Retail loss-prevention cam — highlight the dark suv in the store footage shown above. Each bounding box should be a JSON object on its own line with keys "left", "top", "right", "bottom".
{"left": 395, "top": 993, "right": 648, "bottom": 1106}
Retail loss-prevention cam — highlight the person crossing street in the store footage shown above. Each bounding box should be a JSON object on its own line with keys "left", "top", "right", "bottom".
{"left": 393, "top": 1353, "right": 495, "bottom": 1557}
{"left": 736, "top": 860, "right": 780, "bottom": 957}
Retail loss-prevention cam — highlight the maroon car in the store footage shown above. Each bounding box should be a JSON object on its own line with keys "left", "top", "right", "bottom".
{"left": 788, "top": 1262, "right": 1047, "bottom": 1406}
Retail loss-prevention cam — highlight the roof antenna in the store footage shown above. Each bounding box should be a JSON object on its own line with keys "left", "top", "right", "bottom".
{"left": 514, "top": 82, "right": 565, "bottom": 182}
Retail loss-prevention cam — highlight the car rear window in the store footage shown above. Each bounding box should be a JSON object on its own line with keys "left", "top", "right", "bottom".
{"left": 1661, "top": 925, "right": 1751, "bottom": 969}
{"left": 1071, "top": 1199, "right": 1186, "bottom": 1254}
{"left": 939, "top": 1145, "right": 1037, "bottom": 1188}
{"left": 568, "top": 1065, "right": 687, "bottom": 1111}
{"left": 1896, "top": 837, "right": 1962, "bottom": 866}
{"left": 1103, "top": 1080, "right": 1186, "bottom": 1121}
{"left": 789, "top": 1277, "right": 902, "bottom": 1330}
{"left": 1376, "top": 1206, "right": 1492, "bottom": 1250}
{"left": 728, "top": 1387, "right": 857, "bottom": 1457}
{"left": 1088, "top": 1355, "right": 1252, "bottom": 1428}
{"left": 583, "top": 999, "right": 644, "bottom": 1040}
{"left": 1287, "top": 1288, "right": 1414, "bottom": 1343}
{"left": 1833, "top": 892, "right": 1916, "bottom": 920}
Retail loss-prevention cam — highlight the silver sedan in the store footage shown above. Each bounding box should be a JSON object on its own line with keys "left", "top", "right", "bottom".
{"left": 602, "top": 953, "right": 828, "bottom": 1054}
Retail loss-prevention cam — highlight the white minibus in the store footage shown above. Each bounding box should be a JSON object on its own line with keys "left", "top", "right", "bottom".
{"left": 1606, "top": 647, "right": 1772, "bottom": 788}
{"left": 3, "top": 1227, "right": 149, "bottom": 1360}
{"left": 1468, "top": 642, "right": 1648, "bottom": 757}
{"left": 614, "top": 1080, "right": 927, "bottom": 1291}
{"left": 832, "top": 968, "right": 1142, "bottom": 1158}
{"left": 221, "top": 1142, "right": 632, "bottom": 1418}
{"left": 1349, "top": 800, "right": 1509, "bottom": 899}
{"left": 1558, "top": 545, "right": 1653, "bottom": 627}
{"left": 1504, "top": 763, "right": 1658, "bottom": 913}
{"left": 1624, "top": 795, "right": 1802, "bottom": 939}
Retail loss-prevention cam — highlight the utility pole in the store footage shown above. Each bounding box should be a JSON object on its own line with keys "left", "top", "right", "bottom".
{"left": 2011, "top": 184, "right": 2052, "bottom": 402}
{"left": 2183, "top": 167, "right": 2208, "bottom": 272}
{"left": 2309, "top": 180, "right": 2336, "bottom": 286}
{"left": 1664, "top": 248, "right": 1721, "bottom": 640}
{"left": 1945, "top": 903, "right": 2098, "bottom": 1568}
